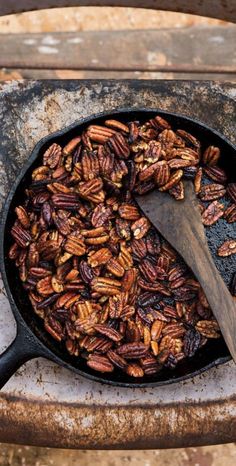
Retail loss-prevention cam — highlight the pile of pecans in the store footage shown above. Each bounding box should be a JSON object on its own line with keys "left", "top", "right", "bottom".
{"left": 9, "top": 115, "right": 236, "bottom": 378}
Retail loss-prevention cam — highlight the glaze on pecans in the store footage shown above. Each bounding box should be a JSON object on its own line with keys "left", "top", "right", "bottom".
{"left": 9, "top": 114, "right": 235, "bottom": 378}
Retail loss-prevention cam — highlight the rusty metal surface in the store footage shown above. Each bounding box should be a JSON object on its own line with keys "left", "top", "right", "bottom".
{"left": 0, "top": 1, "right": 235, "bottom": 23}
{"left": 0, "top": 80, "right": 236, "bottom": 448}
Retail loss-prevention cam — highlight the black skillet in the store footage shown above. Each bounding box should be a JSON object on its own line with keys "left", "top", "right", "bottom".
{"left": 0, "top": 108, "right": 235, "bottom": 389}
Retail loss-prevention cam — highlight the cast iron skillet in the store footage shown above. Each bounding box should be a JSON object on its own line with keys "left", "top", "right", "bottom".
{"left": 0, "top": 108, "right": 235, "bottom": 389}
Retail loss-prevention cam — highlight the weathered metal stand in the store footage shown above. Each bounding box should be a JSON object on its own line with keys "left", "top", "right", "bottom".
{"left": 0, "top": 79, "right": 235, "bottom": 448}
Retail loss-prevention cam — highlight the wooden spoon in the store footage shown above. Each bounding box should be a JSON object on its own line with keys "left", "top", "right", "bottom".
{"left": 135, "top": 180, "right": 236, "bottom": 362}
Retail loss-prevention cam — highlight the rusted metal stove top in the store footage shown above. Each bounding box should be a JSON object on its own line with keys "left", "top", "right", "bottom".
{"left": 0, "top": 79, "right": 235, "bottom": 448}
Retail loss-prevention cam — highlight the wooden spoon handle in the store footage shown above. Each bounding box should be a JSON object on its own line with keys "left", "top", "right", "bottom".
{"left": 173, "top": 220, "right": 236, "bottom": 362}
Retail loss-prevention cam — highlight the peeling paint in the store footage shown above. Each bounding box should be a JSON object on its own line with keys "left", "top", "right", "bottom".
{"left": 41, "top": 35, "right": 60, "bottom": 45}
{"left": 67, "top": 37, "right": 84, "bottom": 44}
{"left": 38, "top": 46, "right": 58, "bottom": 54}
{"left": 208, "top": 35, "right": 225, "bottom": 43}
{"left": 23, "top": 39, "right": 36, "bottom": 45}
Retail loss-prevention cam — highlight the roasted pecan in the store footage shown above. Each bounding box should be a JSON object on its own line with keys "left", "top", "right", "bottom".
{"left": 51, "top": 193, "right": 81, "bottom": 210}
{"left": 8, "top": 242, "right": 20, "bottom": 260}
{"left": 138, "top": 160, "right": 160, "bottom": 182}
{"left": 131, "top": 217, "right": 150, "bottom": 239}
{"left": 202, "top": 146, "right": 220, "bottom": 166}
{"left": 151, "top": 115, "right": 171, "bottom": 130}
{"left": 117, "top": 342, "right": 148, "bottom": 359}
{"left": 227, "top": 183, "right": 236, "bottom": 203}
{"left": 159, "top": 169, "right": 183, "bottom": 192}
{"left": 141, "top": 354, "right": 159, "bottom": 373}
{"left": 126, "top": 363, "right": 144, "bottom": 377}
{"left": 79, "top": 260, "right": 94, "bottom": 284}
{"left": 122, "top": 268, "right": 138, "bottom": 291}
{"left": 15, "top": 206, "right": 30, "bottom": 229}
{"left": 91, "top": 205, "right": 112, "bottom": 227}
{"left": 77, "top": 177, "right": 103, "bottom": 196}
{"left": 107, "top": 350, "right": 127, "bottom": 369}
{"left": 199, "top": 183, "right": 226, "bottom": 201}
{"left": 224, "top": 204, "right": 236, "bottom": 223}
{"left": 87, "top": 125, "right": 116, "bottom": 143}
{"left": 204, "top": 166, "right": 227, "bottom": 184}
{"left": 81, "top": 150, "right": 100, "bottom": 181}
{"left": 118, "top": 203, "right": 139, "bottom": 220}
{"left": 88, "top": 248, "right": 112, "bottom": 267}
{"left": 169, "top": 181, "right": 184, "bottom": 200}
{"left": 87, "top": 354, "right": 114, "bottom": 373}
{"left": 168, "top": 158, "right": 193, "bottom": 169}
{"left": 91, "top": 277, "right": 121, "bottom": 296}
{"left": 116, "top": 218, "right": 131, "bottom": 240}
{"left": 195, "top": 320, "right": 220, "bottom": 338}
{"left": 43, "top": 143, "right": 62, "bottom": 168}
{"left": 63, "top": 137, "right": 81, "bottom": 156}
{"left": 154, "top": 160, "right": 170, "bottom": 187}
{"left": 11, "top": 223, "right": 32, "bottom": 248}
{"left": 176, "top": 130, "right": 200, "bottom": 149}
{"left": 107, "top": 133, "right": 130, "bottom": 159}
{"left": 201, "top": 201, "right": 224, "bottom": 226}
{"left": 106, "top": 258, "right": 125, "bottom": 278}
{"left": 151, "top": 320, "right": 163, "bottom": 341}
{"left": 162, "top": 323, "right": 186, "bottom": 338}
{"left": 105, "top": 119, "right": 129, "bottom": 133}
{"left": 64, "top": 234, "right": 86, "bottom": 256}
{"left": 217, "top": 239, "right": 236, "bottom": 257}
{"left": 183, "top": 329, "right": 201, "bottom": 357}
{"left": 174, "top": 147, "right": 199, "bottom": 163}
{"left": 139, "top": 259, "right": 157, "bottom": 282}
{"left": 194, "top": 167, "right": 202, "bottom": 194}
{"left": 134, "top": 179, "right": 156, "bottom": 195}
{"left": 118, "top": 242, "right": 133, "bottom": 269}
{"left": 131, "top": 238, "right": 147, "bottom": 259}
{"left": 94, "top": 324, "right": 123, "bottom": 342}
{"left": 36, "top": 275, "right": 54, "bottom": 296}
{"left": 146, "top": 232, "right": 161, "bottom": 255}
{"left": 138, "top": 277, "right": 171, "bottom": 296}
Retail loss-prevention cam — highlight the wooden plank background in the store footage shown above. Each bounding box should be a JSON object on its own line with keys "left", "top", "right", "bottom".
{"left": 0, "top": 26, "right": 236, "bottom": 81}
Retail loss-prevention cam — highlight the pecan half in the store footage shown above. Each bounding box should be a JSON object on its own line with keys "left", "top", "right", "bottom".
{"left": 227, "top": 183, "right": 236, "bottom": 203}
{"left": 204, "top": 166, "right": 227, "bottom": 184}
{"left": 117, "top": 342, "right": 148, "bottom": 359}
{"left": 224, "top": 204, "right": 236, "bottom": 223}
{"left": 87, "top": 125, "right": 116, "bottom": 143}
{"left": 91, "top": 277, "right": 121, "bottom": 295}
{"left": 88, "top": 248, "right": 112, "bottom": 267}
{"left": 202, "top": 146, "right": 220, "bottom": 166}
{"left": 87, "top": 354, "right": 114, "bottom": 372}
{"left": 159, "top": 169, "right": 183, "bottom": 192}
{"left": 201, "top": 201, "right": 224, "bottom": 226}
{"left": 217, "top": 239, "right": 236, "bottom": 257}
{"left": 43, "top": 143, "right": 62, "bottom": 168}
{"left": 126, "top": 363, "right": 144, "bottom": 377}
{"left": 195, "top": 320, "right": 220, "bottom": 338}
{"left": 199, "top": 183, "right": 226, "bottom": 201}
{"left": 64, "top": 234, "right": 86, "bottom": 256}
{"left": 94, "top": 324, "right": 123, "bottom": 342}
{"left": 131, "top": 217, "right": 150, "bottom": 239}
{"left": 154, "top": 161, "right": 170, "bottom": 187}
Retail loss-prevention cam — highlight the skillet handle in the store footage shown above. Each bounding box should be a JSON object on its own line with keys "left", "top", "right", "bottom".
{"left": 0, "top": 325, "right": 42, "bottom": 389}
